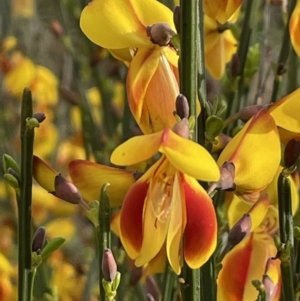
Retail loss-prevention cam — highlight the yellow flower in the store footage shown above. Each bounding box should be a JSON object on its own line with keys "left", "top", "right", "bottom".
{"left": 204, "top": 15, "right": 238, "bottom": 79}
{"left": 203, "top": 0, "right": 242, "bottom": 24}
{"left": 290, "top": 0, "right": 300, "bottom": 56}
{"left": 80, "top": 0, "right": 179, "bottom": 133}
{"left": 217, "top": 109, "right": 281, "bottom": 202}
{"left": 218, "top": 231, "right": 281, "bottom": 301}
{"left": 269, "top": 87, "right": 300, "bottom": 141}
{"left": 110, "top": 128, "right": 220, "bottom": 273}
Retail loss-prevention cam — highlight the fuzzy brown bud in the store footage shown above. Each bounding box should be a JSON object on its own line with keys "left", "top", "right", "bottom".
{"left": 175, "top": 94, "right": 189, "bottom": 119}
{"left": 219, "top": 161, "right": 236, "bottom": 191}
{"left": 32, "top": 227, "right": 46, "bottom": 254}
{"left": 51, "top": 20, "right": 65, "bottom": 38}
{"left": 146, "top": 23, "right": 175, "bottom": 46}
{"left": 238, "top": 105, "right": 270, "bottom": 122}
{"left": 173, "top": 6, "right": 180, "bottom": 34}
{"left": 228, "top": 214, "right": 251, "bottom": 247}
{"left": 33, "top": 112, "right": 46, "bottom": 123}
{"left": 51, "top": 174, "right": 82, "bottom": 205}
{"left": 230, "top": 53, "right": 240, "bottom": 78}
{"left": 172, "top": 118, "right": 190, "bottom": 139}
{"left": 102, "top": 249, "right": 117, "bottom": 282}
{"left": 284, "top": 139, "right": 300, "bottom": 168}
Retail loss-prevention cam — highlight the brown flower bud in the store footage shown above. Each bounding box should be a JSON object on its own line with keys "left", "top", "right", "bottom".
{"left": 32, "top": 227, "right": 46, "bottom": 254}
{"left": 33, "top": 112, "right": 46, "bottom": 123}
{"left": 172, "top": 118, "right": 190, "bottom": 139}
{"left": 173, "top": 6, "right": 180, "bottom": 34}
{"left": 51, "top": 20, "right": 65, "bottom": 38}
{"left": 238, "top": 105, "right": 271, "bottom": 122}
{"left": 51, "top": 174, "right": 82, "bottom": 205}
{"left": 228, "top": 214, "right": 251, "bottom": 247}
{"left": 175, "top": 94, "right": 189, "bottom": 119}
{"left": 146, "top": 23, "right": 175, "bottom": 46}
{"left": 102, "top": 249, "right": 117, "bottom": 282}
{"left": 219, "top": 161, "right": 236, "bottom": 191}
{"left": 284, "top": 139, "right": 300, "bottom": 168}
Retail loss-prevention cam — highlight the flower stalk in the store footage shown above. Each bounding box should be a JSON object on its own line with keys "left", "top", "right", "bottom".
{"left": 19, "top": 88, "right": 35, "bottom": 301}
{"left": 277, "top": 173, "right": 295, "bottom": 301}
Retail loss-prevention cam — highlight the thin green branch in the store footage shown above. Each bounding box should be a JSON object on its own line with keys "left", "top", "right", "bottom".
{"left": 270, "top": 0, "right": 297, "bottom": 102}
{"left": 19, "top": 88, "right": 34, "bottom": 301}
{"left": 277, "top": 174, "right": 295, "bottom": 301}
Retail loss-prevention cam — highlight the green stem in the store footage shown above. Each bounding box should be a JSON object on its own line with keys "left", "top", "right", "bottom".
{"left": 277, "top": 173, "right": 295, "bottom": 301}
{"left": 19, "top": 88, "right": 34, "bottom": 301}
{"left": 98, "top": 183, "right": 111, "bottom": 301}
{"left": 161, "top": 264, "right": 176, "bottom": 301}
{"left": 270, "top": 0, "right": 297, "bottom": 102}
{"left": 180, "top": 0, "right": 198, "bottom": 141}
{"left": 200, "top": 256, "right": 216, "bottom": 301}
{"left": 227, "top": 0, "right": 253, "bottom": 134}
{"left": 179, "top": 0, "right": 201, "bottom": 300}
{"left": 29, "top": 268, "right": 37, "bottom": 301}
{"left": 196, "top": 0, "right": 206, "bottom": 146}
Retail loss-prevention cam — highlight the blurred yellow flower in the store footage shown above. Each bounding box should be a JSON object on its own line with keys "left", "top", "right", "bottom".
{"left": 290, "top": 0, "right": 300, "bottom": 56}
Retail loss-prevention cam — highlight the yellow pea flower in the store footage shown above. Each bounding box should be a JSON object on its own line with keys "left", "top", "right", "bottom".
{"left": 203, "top": 0, "right": 242, "bottom": 24}
{"left": 80, "top": 0, "right": 179, "bottom": 133}
{"left": 110, "top": 128, "right": 220, "bottom": 274}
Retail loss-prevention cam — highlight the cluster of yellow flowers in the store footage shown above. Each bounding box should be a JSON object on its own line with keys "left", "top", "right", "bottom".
{"left": 1, "top": 0, "right": 300, "bottom": 300}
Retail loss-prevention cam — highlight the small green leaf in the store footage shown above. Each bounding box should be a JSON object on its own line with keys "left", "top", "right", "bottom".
{"left": 170, "top": 34, "right": 180, "bottom": 54}
{"left": 2, "top": 154, "right": 20, "bottom": 175}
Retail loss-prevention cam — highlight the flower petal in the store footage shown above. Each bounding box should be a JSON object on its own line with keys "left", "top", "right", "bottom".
{"left": 166, "top": 173, "right": 186, "bottom": 274}
{"left": 217, "top": 109, "right": 281, "bottom": 192}
{"left": 269, "top": 87, "right": 300, "bottom": 133}
{"left": 120, "top": 180, "right": 148, "bottom": 259}
{"left": 290, "top": 0, "right": 300, "bottom": 56}
{"left": 227, "top": 194, "right": 270, "bottom": 231}
{"left": 33, "top": 155, "right": 57, "bottom": 192}
{"left": 127, "top": 47, "right": 178, "bottom": 134}
{"left": 160, "top": 128, "right": 220, "bottom": 181}
{"left": 80, "top": 0, "right": 174, "bottom": 49}
{"left": 110, "top": 131, "right": 162, "bottom": 166}
{"left": 68, "top": 160, "right": 135, "bottom": 206}
{"left": 183, "top": 175, "right": 217, "bottom": 268}
{"left": 217, "top": 231, "right": 278, "bottom": 301}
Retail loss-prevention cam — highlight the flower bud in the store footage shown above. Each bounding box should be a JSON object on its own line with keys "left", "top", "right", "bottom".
{"left": 102, "top": 249, "right": 117, "bottom": 282}
{"left": 51, "top": 174, "right": 82, "bottom": 205}
{"left": 32, "top": 227, "right": 46, "bottom": 254}
{"left": 284, "top": 139, "right": 300, "bottom": 168}
{"left": 175, "top": 94, "right": 189, "bottom": 119}
{"left": 26, "top": 117, "right": 40, "bottom": 128}
{"left": 147, "top": 294, "right": 156, "bottom": 301}
{"left": 228, "top": 214, "right": 251, "bottom": 247}
{"left": 146, "top": 23, "right": 175, "bottom": 46}
{"left": 219, "top": 161, "right": 236, "bottom": 191}
{"left": 238, "top": 105, "right": 271, "bottom": 122}
{"left": 51, "top": 20, "right": 65, "bottom": 38}
{"left": 7, "top": 167, "right": 20, "bottom": 184}
{"left": 173, "top": 6, "right": 180, "bottom": 34}
{"left": 146, "top": 276, "right": 160, "bottom": 301}
{"left": 173, "top": 118, "right": 189, "bottom": 139}
{"left": 33, "top": 112, "right": 46, "bottom": 123}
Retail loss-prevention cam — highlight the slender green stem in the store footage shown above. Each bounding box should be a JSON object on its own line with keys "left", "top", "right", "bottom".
{"left": 200, "top": 256, "right": 216, "bottom": 301}
{"left": 179, "top": 0, "right": 201, "bottom": 300}
{"left": 98, "top": 183, "right": 112, "bottom": 301}
{"left": 226, "top": 0, "right": 253, "bottom": 134}
{"left": 277, "top": 174, "right": 295, "bottom": 301}
{"left": 29, "top": 268, "right": 37, "bottom": 301}
{"left": 19, "top": 88, "right": 34, "bottom": 301}
{"left": 180, "top": 0, "right": 198, "bottom": 141}
{"left": 270, "top": 0, "right": 297, "bottom": 102}
{"left": 196, "top": 0, "right": 206, "bottom": 146}
{"left": 161, "top": 264, "right": 176, "bottom": 301}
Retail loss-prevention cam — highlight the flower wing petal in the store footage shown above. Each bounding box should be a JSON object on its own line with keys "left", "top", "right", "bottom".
{"left": 160, "top": 129, "right": 220, "bottom": 181}
{"left": 80, "top": 0, "right": 174, "bottom": 49}
{"left": 68, "top": 160, "right": 134, "bottom": 206}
